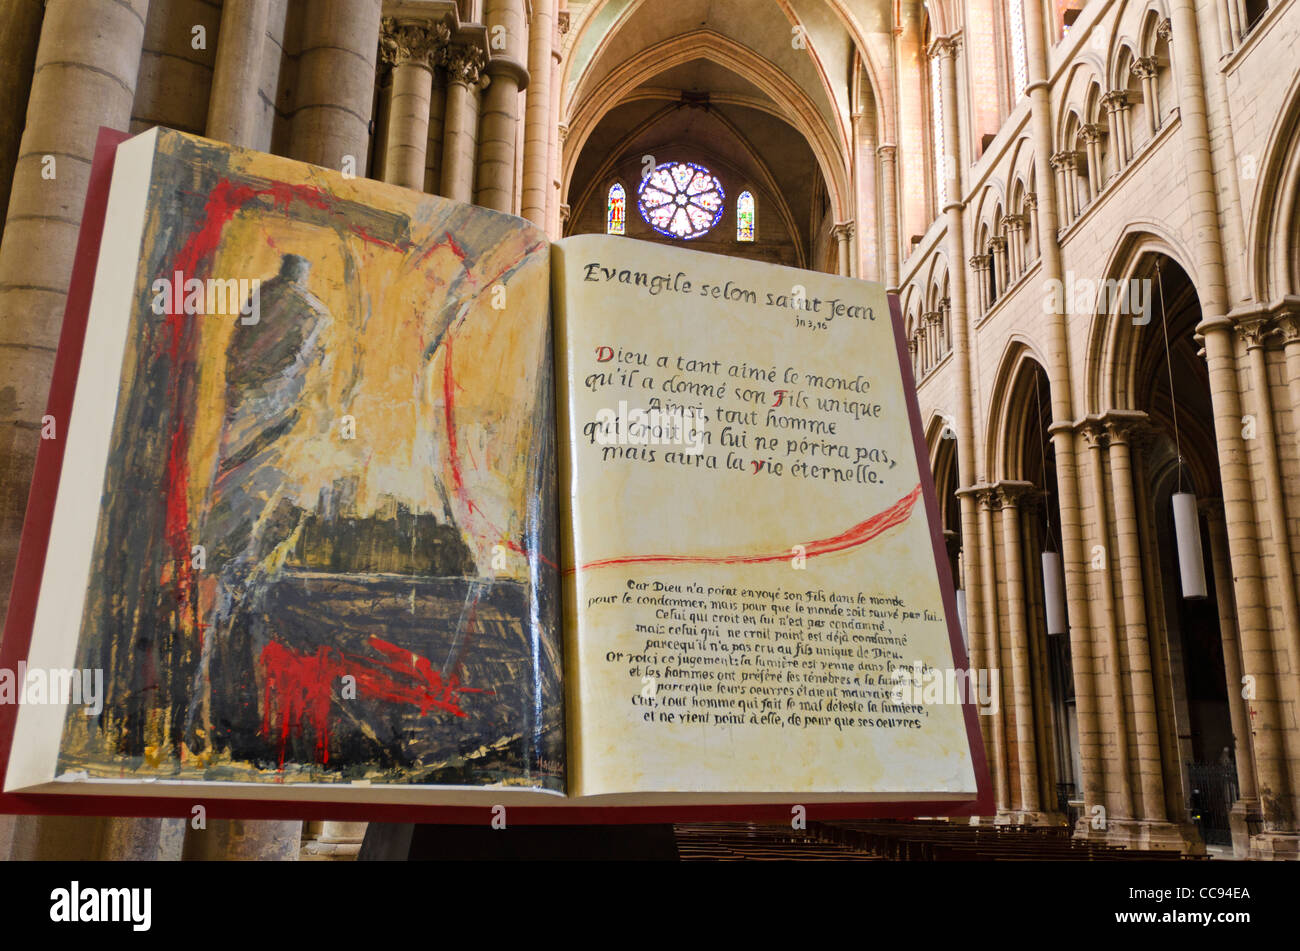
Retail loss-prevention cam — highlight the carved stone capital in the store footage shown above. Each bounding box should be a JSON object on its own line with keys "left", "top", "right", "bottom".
{"left": 443, "top": 42, "right": 486, "bottom": 84}
{"left": 989, "top": 235, "right": 1007, "bottom": 253}
{"left": 1079, "top": 122, "right": 1105, "bottom": 144}
{"left": 1101, "top": 89, "right": 1131, "bottom": 112}
{"left": 1274, "top": 300, "right": 1300, "bottom": 343}
{"left": 876, "top": 143, "right": 898, "bottom": 160}
{"left": 929, "top": 34, "right": 960, "bottom": 60}
{"left": 1237, "top": 317, "right": 1280, "bottom": 350}
{"left": 1049, "top": 149, "right": 1077, "bottom": 172}
{"left": 1002, "top": 213, "right": 1027, "bottom": 231}
{"left": 994, "top": 480, "right": 1036, "bottom": 509}
{"left": 969, "top": 253, "right": 990, "bottom": 271}
{"left": 379, "top": 17, "right": 449, "bottom": 68}
{"left": 1022, "top": 191, "right": 1038, "bottom": 211}
{"left": 1102, "top": 410, "right": 1151, "bottom": 447}
{"left": 557, "top": 10, "right": 571, "bottom": 34}
{"left": 831, "top": 221, "right": 855, "bottom": 241}
{"left": 1130, "top": 56, "right": 1158, "bottom": 80}
{"left": 973, "top": 485, "right": 1002, "bottom": 512}
{"left": 1079, "top": 418, "right": 1110, "bottom": 450}
{"left": 1156, "top": 17, "right": 1172, "bottom": 42}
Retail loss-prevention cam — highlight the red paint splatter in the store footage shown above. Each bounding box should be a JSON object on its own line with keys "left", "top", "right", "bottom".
{"left": 569, "top": 484, "right": 924, "bottom": 573}
{"left": 258, "top": 636, "right": 486, "bottom": 768}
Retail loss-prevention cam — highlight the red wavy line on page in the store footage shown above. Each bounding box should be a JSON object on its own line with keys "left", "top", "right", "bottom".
{"left": 569, "top": 483, "right": 923, "bottom": 573}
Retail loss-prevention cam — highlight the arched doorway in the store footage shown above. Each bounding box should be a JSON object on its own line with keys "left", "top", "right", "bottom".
{"left": 990, "top": 348, "right": 1078, "bottom": 825}
{"left": 1087, "top": 245, "right": 1236, "bottom": 850}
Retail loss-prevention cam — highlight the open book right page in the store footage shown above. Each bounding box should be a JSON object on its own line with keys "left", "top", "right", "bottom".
{"left": 552, "top": 234, "right": 977, "bottom": 801}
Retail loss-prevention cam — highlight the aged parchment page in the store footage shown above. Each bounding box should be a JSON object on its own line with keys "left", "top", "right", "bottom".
{"left": 554, "top": 235, "right": 978, "bottom": 800}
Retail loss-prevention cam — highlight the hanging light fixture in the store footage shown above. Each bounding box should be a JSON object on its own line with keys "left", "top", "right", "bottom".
{"left": 1041, "top": 550, "right": 1068, "bottom": 636}
{"left": 1171, "top": 492, "right": 1207, "bottom": 598}
{"left": 1034, "top": 370, "right": 1068, "bottom": 634}
{"left": 1156, "top": 259, "right": 1208, "bottom": 599}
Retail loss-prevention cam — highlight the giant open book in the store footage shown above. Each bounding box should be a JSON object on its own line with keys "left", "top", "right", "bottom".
{"left": 1, "top": 128, "right": 988, "bottom": 816}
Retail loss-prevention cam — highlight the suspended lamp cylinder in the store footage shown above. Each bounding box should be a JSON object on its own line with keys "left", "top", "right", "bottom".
{"left": 1041, "top": 551, "right": 1067, "bottom": 635}
{"left": 1171, "top": 491, "right": 1208, "bottom": 599}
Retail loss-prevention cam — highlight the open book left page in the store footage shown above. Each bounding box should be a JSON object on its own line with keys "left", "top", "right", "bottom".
{"left": 6, "top": 128, "right": 565, "bottom": 800}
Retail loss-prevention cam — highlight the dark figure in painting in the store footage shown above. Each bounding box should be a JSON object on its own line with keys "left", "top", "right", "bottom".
{"left": 188, "top": 253, "right": 333, "bottom": 759}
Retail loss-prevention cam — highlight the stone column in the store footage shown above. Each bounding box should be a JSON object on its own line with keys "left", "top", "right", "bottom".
{"left": 206, "top": 0, "right": 270, "bottom": 146}
{"left": 1277, "top": 308, "right": 1300, "bottom": 465}
{"left": 424, "top": 67, "right": 448, "bottom": 193}
{"left": 1172, "top": 0, "right": 1294, "bottom": 846}
{"left": 998, "top": 482, "right": 1042, "bottom": 816}
{"left": 1021, "top": 492, "right": 1062, "bottom": 816}
{"left": 183, "top": 819, "right": 303, "bottom": 861}
{"left": 476, "top": 0, "right": 529, "bottom": 212}
{"left": 939, "top": 297, "right": 952, "bottom": 356}
{"left": 969, "top": 255, "right": 989, "bottom": 313}
{"left": 1104, "top": 416, "right": 1166, "bottom": 824}
{"left": 1050, "top": 150, "right": 1077, "bottom": 224}
{"left": 548, "top": 7, "right": 568, "bottom": 235}
{"left": 379, "top": 17, "right": 447, "bottom": 190}
{"left": 289, "top": 0, "right": 382, "bottom": 174}
{"left": 300, "top": 820, "right": 368, "bottom": 860}
{"left": 1081, "top": 123, "right": 1104, "bottom": 194}
{"left": 1003, "top": 215, "right": 1024, "bottom": 278}
{"left": 1081, "top": 421, "right": 1135, "bottom": 822}
{"left": 852, "top": 110, "right": 879, "bottom": 281}
{"left": 1021, "top": 0, "right": 1103, "bottom": 835}
{"left": 931, "top": 39, "right": 985, "bottom": 746}
{"left": 1023, "top": 193, "right": 1038, "bottom": 259}
{"left": 978, "top": 488, "right": 1011, "bottom": 813}
{"left": 521, "top": 0, "right": 555, "bottom": 225}
{"left": 1238, "top": 319, "right": 1300, "bottom": 671}
{"left": 831, "top": 222, "right": 853, "bottom": 277}
{"left": 1101, "top": 90, "right": 1128, "bottom": 168}
{"left": 440, "top": 43, "right": 485, "bottom": 202}
{"left": 989, "top": 236, "right": 1008, "bottom": 296}
{"left": 1204, "top": 500, "right": 1263, "bottom": 855}
{"left": 1132, "top": 57, "right": 1159, "bottom": 136}
{"left": 956, "top": 485, "right": 990, "bottom": 807}
{"left": 0, "top": 0, "right": 45, "bottom": 239}
{"left": 1130, "top": 428, "right": 1190, "bottom": 828}
{"left": 876, "top": 144, "right": 900, "bottom": 291}
{"left": 0, "top": 0, "right": 151, "bottom": 623}
{"left": 1223, "top": 0, "right": 1242, "bottom": 48}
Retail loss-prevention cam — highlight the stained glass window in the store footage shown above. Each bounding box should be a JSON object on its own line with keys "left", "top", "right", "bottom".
{"left": 931, "top": 57, "right": 947, "bottom": 207}
{"left": 637, "top": 161, "right": 725, "bottom": 240}
{"left": 607, "top": 182, "right": 626, "bottom": 235}
{"left": 1009, "top": 0, "right": 1029, "bottom": 99}
{"left": 736, "top": 190, "right": 755, "bottom": 241}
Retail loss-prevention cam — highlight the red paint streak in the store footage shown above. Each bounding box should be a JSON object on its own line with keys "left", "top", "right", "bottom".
{"left": 415, "top": 232, "right": 469, "bottom": 268}
{"left": 349, "top": 224, "right": 408, "bottom": 251}
{"left": 258, "top": 636, "right": 485, "bottom": 769}
{"left": 442, "top": 332, "right": 467, "bottom": 503}
{"left": 570, "top": 484, "right": 924, "bottom": 573}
